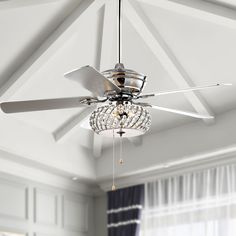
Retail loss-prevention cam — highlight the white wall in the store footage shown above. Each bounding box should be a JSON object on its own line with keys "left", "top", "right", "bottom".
{"left": 94, "top": 194, "right": 107, "bottom": 236}
{"left": 0, "top": 174, "right": 95, "bottom": 236}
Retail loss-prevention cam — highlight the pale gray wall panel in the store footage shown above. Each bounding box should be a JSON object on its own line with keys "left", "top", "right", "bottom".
{"left": 0, "top": 180, "right": 28, "bottom": 221}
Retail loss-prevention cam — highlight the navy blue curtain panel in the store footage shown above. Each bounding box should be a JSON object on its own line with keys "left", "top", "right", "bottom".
{"left": 107, "top": 184, "right": 144, "bottom": 236}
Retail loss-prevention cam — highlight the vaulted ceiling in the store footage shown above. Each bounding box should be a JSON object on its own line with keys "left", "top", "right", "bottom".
{"left": 0, "top": 0, "right": 235, "bottom": 188}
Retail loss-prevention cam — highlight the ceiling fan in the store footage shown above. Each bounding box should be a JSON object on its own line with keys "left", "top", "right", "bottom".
{"left": 0, "top": 0, "right": 232, "bottom": 138}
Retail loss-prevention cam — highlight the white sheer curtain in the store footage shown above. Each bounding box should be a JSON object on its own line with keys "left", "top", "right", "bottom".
{"left": 141, "top": 164, "right": 236, "bottom": 236}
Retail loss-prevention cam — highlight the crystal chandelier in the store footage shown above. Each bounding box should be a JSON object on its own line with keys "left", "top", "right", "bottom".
{"left": 89, "top": 103, "right": 151, "bottom": 137}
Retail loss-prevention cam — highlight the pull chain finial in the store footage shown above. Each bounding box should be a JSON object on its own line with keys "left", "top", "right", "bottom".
{"left": 119, "top": 131, "right": 124, "bottom": 165}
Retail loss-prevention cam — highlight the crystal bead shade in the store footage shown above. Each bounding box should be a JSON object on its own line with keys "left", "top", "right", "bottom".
{"left": 89, "top": 104, "right": 151, "bottom": 137}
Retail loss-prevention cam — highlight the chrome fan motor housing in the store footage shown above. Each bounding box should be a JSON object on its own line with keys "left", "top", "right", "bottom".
{"left": 102, "top": 63, "right": 146, "bottom": 97}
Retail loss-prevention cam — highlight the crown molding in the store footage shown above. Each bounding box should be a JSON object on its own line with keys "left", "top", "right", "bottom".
{"left": 98, "top": 145, "right": 236, "bottom": 191}
{"left": 1, "top": 143, "right": 236, "bottom": 195}
{"left": 0, "top": 148, "right": 99, "bottom": 196}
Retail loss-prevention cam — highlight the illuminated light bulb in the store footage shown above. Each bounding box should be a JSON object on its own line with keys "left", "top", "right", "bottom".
{"left": 112, "top": 111, "right": 119, "bottom": 118}
{"left": 128, "top": 111, "right": 135, "bottom": 117}
{"left": 117, "top": 104, "right": 125, "bottom": 114}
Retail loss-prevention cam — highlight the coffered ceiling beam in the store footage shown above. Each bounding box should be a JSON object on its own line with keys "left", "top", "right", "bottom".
{"left": 125, "top": 0, "right": 214, "bottom": 124}
{"left": 138, "top": 0, "right": 236, "bottom": 29}
{"left": 0, "top": 0, "right": 58, "bottom": 9}
{"left": 0, "top": 0, "right": 106, "bottom": 100}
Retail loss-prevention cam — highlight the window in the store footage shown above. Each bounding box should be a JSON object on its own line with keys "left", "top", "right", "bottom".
{"left": 141, "top": 165, "right": 236, "bottom": 236}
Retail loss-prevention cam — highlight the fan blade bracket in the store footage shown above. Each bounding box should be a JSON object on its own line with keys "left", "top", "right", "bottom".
{"left": 135, "top": 94, "right": 155, "bottom": 99}
{"left": 80, "top": 97, "right": 99, "bottom": 105}
{"left": 132, "top": 102, "right": 151, "bottom": 107}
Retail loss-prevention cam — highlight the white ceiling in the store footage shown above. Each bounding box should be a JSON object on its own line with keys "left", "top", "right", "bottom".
{"left": 0, "top": 0, "right": 235, "bottom": 185}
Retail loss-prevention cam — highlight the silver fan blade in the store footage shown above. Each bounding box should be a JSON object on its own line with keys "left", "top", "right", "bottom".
{"left": 0, "top": 96, "right": 97, "bottom": 113}
{"left": 64, "top": 66, "right": 121, "bottom": 97}
{"left": 150, "top": 105, "right": 214, "bottom": 119}
{"left": 138, "top": 83, "right": 232, "bottom": 99}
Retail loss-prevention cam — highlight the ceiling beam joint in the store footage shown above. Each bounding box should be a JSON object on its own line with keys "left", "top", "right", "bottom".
{"left": 125, "top": 0, "right": 214, "bottom": 124}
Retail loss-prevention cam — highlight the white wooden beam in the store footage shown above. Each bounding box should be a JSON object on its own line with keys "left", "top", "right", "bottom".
{"left": 52, "top": 0, "right": 114, "bottom": 145}
{"left": 125, "top": 0, "right": 214, "bottom": 124}
{"left": 0, "top": 0, "right": 58, "bottom": 10}
{"left": 138, "top": 0, "right": 236, "bottom": 29}
{"left": 52, "top": 107, "right": 95, "bottom": 142}
{"left": 92, "top": 0, "right": 118, "bottom": 158}
{"left": 0, "top": 0, "right": 106, "bottom": 100}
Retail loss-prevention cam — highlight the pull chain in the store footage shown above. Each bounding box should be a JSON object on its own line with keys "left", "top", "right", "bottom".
{"left": 119, "top": 135, "right": 124, "bottom": 165}
{"left": 112, "top": 129, "right": 116, "bottom": 191}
